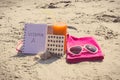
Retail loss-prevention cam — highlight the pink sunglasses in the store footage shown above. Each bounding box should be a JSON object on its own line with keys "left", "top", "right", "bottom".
{"left": 69, "top": 44, "right": 98, "bottom": 55}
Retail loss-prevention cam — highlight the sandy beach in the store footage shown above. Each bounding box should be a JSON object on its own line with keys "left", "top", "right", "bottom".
{"left": 0, "top": 0, "right": 120, "bottom": 80}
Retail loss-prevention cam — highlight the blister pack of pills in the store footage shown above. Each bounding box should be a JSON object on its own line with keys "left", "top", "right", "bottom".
{"left": 47, "top": 34, "right": 65, "bottom": 56}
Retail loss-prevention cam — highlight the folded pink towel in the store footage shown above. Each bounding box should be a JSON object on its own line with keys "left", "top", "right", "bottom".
{"left": 66, "top": 34, "right": 104, "bottom": 63}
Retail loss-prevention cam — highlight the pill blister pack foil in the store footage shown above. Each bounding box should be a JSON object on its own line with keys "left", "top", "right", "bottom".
{"left": 47, "top": 34, "right": 65, "bottom": 56}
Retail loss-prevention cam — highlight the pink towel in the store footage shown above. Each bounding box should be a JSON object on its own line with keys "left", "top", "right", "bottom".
{"left": 66, "top": 34, "right": 104, "bottom": 63}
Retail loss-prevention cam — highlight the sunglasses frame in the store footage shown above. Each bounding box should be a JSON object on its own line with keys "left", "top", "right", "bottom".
{"left": 68, "top": 44, "right": 98, "bottom": 55}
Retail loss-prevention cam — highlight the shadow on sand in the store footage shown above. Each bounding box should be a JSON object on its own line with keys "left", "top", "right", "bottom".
{"left": 12, "top": 52, "right": 60, "bottom": 64}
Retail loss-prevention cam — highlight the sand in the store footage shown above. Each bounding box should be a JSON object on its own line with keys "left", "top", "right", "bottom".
{"left": 0, "top": 0, "right": 120, "bottom": 80}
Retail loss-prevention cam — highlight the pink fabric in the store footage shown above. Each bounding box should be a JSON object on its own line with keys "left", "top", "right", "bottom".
{"left": 66, "top": 34, "right": 104, "bottom": 63}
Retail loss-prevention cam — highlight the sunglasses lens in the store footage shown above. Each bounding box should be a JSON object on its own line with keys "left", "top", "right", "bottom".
{"left": 85, "top": 44, "right": 97, "bottom": 53}
{"left": 70, "top": 46, "right": 82, "bottom": 54}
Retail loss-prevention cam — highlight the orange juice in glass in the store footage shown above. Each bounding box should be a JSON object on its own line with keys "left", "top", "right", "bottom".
{"left": 53, "top": 22, "right": 67, "bottom": 53}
